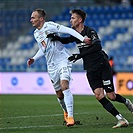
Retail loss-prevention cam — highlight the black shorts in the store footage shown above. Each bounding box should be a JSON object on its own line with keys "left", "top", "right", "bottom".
{"left": 86, "top": 60, "right": 115, "bottom": 93}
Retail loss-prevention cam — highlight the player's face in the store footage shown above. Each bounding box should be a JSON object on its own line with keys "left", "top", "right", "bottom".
{"left": 30, "top": 11, "right": 42, "bottom": 29}
{"left": 70, "top": 13, "right": 82, "bottom": 29}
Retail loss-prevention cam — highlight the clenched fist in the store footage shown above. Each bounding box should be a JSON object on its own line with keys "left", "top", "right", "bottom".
{"left": 27, "top": 58, "right": 34, "bottom": 67}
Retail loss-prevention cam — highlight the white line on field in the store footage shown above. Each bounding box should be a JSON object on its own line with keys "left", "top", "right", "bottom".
{"left": 0, "top": 125, "right": 64, "bottom": 130}
{"left": 0, "top": 112, "right": 88, "bottom": 120}
{"left": 0, "top": 114, "right": 62, "bottom": 120}
{"left": 0, "top": 112, "right": 89, "bottom": 130}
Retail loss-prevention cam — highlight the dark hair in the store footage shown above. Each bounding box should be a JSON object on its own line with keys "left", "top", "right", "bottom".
{"left": 70, "top": 9, "right": 87, "bottom": 22}
{"left": 33, "top": 8, "right": 46, "bottom": 18}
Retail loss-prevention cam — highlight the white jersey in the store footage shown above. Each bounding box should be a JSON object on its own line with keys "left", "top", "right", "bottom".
{"left": 33, "top": 21, "right": 85, "bottom": 66}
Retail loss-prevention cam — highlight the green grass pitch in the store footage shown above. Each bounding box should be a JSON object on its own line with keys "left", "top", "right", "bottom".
{"left": 0, "top": 95, "right": 133, "bottom": 133}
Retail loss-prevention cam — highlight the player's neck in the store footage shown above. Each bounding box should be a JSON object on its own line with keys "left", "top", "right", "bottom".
{"left": 76, "top": 24, "right": 84, "bottom": 33}
{"left": 37, "top": 22, "right": 45, "bottom": 30}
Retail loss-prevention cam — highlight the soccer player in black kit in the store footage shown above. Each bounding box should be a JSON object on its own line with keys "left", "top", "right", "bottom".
{"left": 47, "top": 9, "right": 133, "bottom": 128}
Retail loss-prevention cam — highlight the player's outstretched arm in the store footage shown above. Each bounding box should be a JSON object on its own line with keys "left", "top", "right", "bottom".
{"left": 60, "top": 25, "right": 91, "bottom": 44}
{"left": 47, "top": 33, "right": 73, "bottom": 44}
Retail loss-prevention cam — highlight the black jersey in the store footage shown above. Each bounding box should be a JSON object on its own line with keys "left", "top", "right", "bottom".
{"left": 58, "top": 26, "right": 108, "bottom": 71}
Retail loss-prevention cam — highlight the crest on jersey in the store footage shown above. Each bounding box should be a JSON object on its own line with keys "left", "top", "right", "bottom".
{"left": 91, "top": 34, "right": 97, "bottom": 40}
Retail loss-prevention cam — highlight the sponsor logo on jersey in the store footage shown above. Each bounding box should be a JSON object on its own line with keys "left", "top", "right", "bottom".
{"left": 103, "top": 80, "right": 111, "bottom": 85}
{"left": 77, "top": 43, "right": 90, "bottom": 48}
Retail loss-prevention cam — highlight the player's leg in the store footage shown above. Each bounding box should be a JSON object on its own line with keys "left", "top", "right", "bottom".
{"left": 60, "top": 79, "right": 74, "bottom": 126}
{"left": 48, "top": 65, "right": 69, "bottom": 124}
{"left": 103, "top": 61, "right": 133, "bottom": 114}
{"left": 87, "top": 71, "right": 122, "bottom": 122}
{"left": 56, "top": 89, "right": 68, "bottom": 122}
{"left": 101, "top": 60, "right": 129, "bottom": 128}
{"left": 86, "top": 67, "right": 128, "bottom": 128}
{"left": 56, "top": 89, "right": 67, "bottom": 112}
{"left": 59, "top": 61, "right": 74, "bottom": 126}
{"left": 55, "top": 80, "right": 74, "bottom": 124}
{"left": 107, "top": 92, "right": 133, "bottom": 114}
{"left": 124, "top": 99, "right": 133, "bottom": 114}
{"left": 95, "top": 88, "right": 129, "bottom": 128}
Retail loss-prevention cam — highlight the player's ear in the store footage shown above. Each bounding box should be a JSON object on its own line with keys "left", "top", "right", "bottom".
{"left": 40, "top": 17, "right": 44, "bottom": 21}
{"left": 79, "top": 17, "right": 83, "bottom": 23}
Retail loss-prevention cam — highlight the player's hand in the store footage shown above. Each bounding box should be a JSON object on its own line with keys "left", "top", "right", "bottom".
{"left": 68, "top": 54, "right": 81, "bottom": 63}
{"left": 83, "top": 38, "right": 91, "bottom": 44}
{"left": 47, "top": 33, "right": 60, "bottom": 41}
{"left": 27, "top": 58, "right": 34, "bottom": 67}
{"left": 47, "top": 33, "right": 55, "bottom": 38}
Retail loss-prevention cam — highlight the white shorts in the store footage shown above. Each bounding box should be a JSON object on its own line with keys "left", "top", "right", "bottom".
{"left": 47, "top": 59, "right": 72, "bottom": 91}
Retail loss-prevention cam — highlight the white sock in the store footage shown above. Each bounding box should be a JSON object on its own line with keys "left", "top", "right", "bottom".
{"left": 116, "top": 114, "right": 123, "bottom": 120}
{"left": 63, "top": 89, "right": 74, "bottom": 117}
{"left": 57, "top": 98, "right": 67, "bottom": 112}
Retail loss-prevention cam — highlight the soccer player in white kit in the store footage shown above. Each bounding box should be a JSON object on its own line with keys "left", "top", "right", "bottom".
{"left": 27, "top": 8, "right": 91, "bottom": 126}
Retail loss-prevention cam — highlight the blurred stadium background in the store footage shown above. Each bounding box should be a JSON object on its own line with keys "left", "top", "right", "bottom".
{"left": 0, "top": 1, "right": 133, "bottom": 131}
{"left": 0, "top": 0, "right": 133, "bottom": 72}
